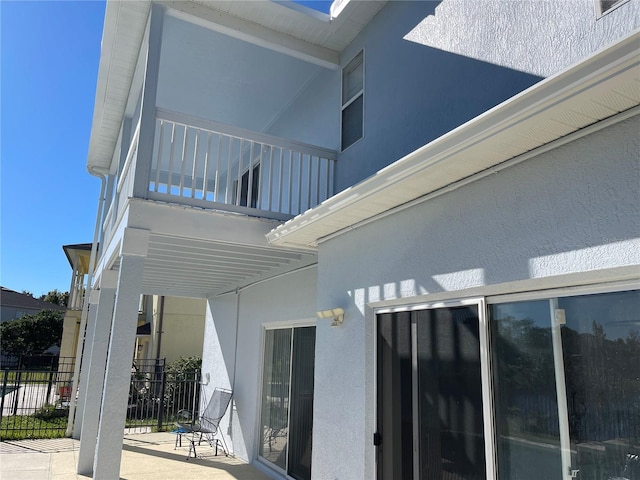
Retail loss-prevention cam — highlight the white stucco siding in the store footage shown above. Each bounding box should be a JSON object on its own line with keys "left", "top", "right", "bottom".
{"left": 312, "top": 115, "right": 640, "bottom": 480}
{"left": 203, "top": 266, "right": 318, "bottom": 464}
{"left": 336, "top": 0, "right": 640, "bottom": 192}
{"left": 156, "top": 14, "right": 336, "bottom": 149}
{"left": 264, "top": 67, "right": 340, "bottom": 151}
{"left": 404, "top": 0, "right": 640, "bottom": 79}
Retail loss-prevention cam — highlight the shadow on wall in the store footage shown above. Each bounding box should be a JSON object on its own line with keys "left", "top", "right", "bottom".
{"left": 336, "top": 0, "right": 544, "bottom": 192}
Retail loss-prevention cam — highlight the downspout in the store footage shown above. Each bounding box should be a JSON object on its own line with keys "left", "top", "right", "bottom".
{"left": 227, "top": 288, "right": 241, "bottom": 437}
{"left": 155, "top": 296, "right": 165, "bottom": 360}
{"left": 66, "top": 166, "right": 107, "bottom": 437}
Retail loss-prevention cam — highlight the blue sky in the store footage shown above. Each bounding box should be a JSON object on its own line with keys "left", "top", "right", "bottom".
{"left": 1, "top": 1, "right": 106, "bottom": 297}
{"left": 0, "top": 1, "right": 331, "bottom": 297}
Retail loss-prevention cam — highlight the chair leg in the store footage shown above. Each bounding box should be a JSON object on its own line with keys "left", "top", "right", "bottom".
{"left": 187, "top": 438, "right": 196, "bottom": 460}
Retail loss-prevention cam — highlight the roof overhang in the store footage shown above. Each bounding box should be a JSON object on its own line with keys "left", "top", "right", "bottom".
{"left": 87, "top": 0, "right": 386, "bottom": 173}
{"left": 267, "top": 30, "right": 640, "bottom": 249}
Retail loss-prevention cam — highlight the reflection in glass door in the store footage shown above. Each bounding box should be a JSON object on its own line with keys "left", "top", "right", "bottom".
{"left": 490, "top": 289, "right": 640, "bottom": 480}
{"left": 259, "top": 326, "right": 316, "bottom": 480}
{"left": 377, "top": 303, "right": 489, "bottom": 480}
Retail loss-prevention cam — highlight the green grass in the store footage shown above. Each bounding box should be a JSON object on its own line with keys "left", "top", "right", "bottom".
{"left": 1, "top": 371, "right": 58, "bottom": 384}
{"left": 0, "top": 415, "right": 68, "bottom": 440}
{"left": 0, "top": 413, "right": 175, "bottom": 440}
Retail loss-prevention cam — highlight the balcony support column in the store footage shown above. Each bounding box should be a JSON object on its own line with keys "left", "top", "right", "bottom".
{"left": 76, "top": 272, "right": 117, "bottom": 474}
{"left": 92, "top": 229, "right": 149, "bottom": 479}
{"left": 71, "top": 296, "right": 98, "bottom": 439}
{"left": 132, "top": 3, "right": 164, "bottom": 199}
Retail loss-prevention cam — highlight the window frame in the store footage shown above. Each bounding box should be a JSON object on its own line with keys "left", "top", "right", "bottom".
{"left": 596, "top": 0, "right": 629, "bottom": 18}
{"left": 340, "top": 50, "right": 365, "bottom": 152}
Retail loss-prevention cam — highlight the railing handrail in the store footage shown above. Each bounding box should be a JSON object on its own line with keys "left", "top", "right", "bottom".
{"left": 116, "top": 120, "right": 141, "bottom": 194}
{"left": 156, "top": 108, "right": 337, "bottom": 161}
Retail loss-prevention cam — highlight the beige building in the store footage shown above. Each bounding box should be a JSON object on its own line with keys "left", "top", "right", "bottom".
{"left": 61, "top": 243, "right": 205, "bottom": 370}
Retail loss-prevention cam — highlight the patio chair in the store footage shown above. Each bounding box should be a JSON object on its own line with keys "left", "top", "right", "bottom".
{"left": 174, "top": 387, "right": 233, "bottom": 460}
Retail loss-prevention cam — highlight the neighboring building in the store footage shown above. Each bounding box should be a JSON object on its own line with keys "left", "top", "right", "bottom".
{"left": 0, "top": 286, "right": 65, "bottom": 324}
{"left": 134, "top": 295, "right": 206, "bottom": 365}
{"left": 59, "top": 244, "right": 93, "bottom": 362}
{"left": 61, "top": 244, "right": 204, "bottom": 365}
{"left": 75, "top": 1, "right": 639, "bottom": 479}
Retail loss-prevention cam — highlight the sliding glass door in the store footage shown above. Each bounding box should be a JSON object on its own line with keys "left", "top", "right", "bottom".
{"left": 260, "top": 326, "right": 316, "bottom": 480}
{"left": 376, "top": 289, "right": 639, "bottom": 480}
{"left": 490, "top": 289, "right": 640, "bottom": 480}
{"left": 377, "top": 302, "right": 490, "bottom": 480}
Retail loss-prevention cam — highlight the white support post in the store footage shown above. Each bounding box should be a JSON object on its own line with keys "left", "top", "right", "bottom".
{"left": 93, "top": 254, "right": 145, "bottom": 479}
{"left": 76, "top": 272, "right": 118, "bottom": 475}
{"left": 72, "top": 296, "right": 99, "bottom": 439}
{"left": 132, "top": 3, "right": 164, "bottom": 199}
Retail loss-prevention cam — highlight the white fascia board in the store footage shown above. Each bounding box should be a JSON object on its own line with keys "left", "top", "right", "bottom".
{"left": 266, "top": 29, "right": 640, "bottom": 248}
{"left": 87, "top": 1, "right": 120, "bottom": 171}
{"left": 87, "top": 1, "right": 150, "bottom": 172}
{"left": 161, "top": 1, "right": 340, "bottom": 69}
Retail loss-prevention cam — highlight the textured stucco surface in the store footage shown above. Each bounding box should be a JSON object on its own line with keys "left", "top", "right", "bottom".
{"left": 157, "top": 15, "right": 336, "bottom": 149}
{"left": 203, "top": 267, "right": 317, "bottom": 464}
{"left": 335, "top": 0, "right": 640, "bottom": 192}
{"left": 313, "top": 116, "right": 640, "bottom": 480}
{"left": 154, "top": 296, "right": 206, "bottom": 363}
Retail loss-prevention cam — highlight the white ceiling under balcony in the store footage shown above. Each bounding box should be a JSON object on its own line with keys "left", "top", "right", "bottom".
{"left": 103, "top": 198, "right": 317, "bottom": 299}
{"left": 140, "top": 232, "right": 316, "bottom": 298}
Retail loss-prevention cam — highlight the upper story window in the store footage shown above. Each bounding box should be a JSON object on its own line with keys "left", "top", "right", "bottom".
{"left": 341, "top": 51, "right": 364, "bottom": 151}
{"left": 597, "top": 0, "right": 627, "bottom": 16}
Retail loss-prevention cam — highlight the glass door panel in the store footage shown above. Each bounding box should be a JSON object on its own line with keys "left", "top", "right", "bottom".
{"left": 415, "top": 306, "right": 486, "bottom": 480}
{"left": 260, "top": 328, "right": 292, "bottom": 470}
{"left": 288, "top": 327, "right": 316, "bottom": 480}
{"left": 559, "top": 290, "right": 640, "bottom": 480}
{"left": 490, "top": 289, "right": 640, "bottom": 480}
{"left": 490, "top": 301, "right": 562, "bottom": 479}
{"left": 259, "top": 326, "right": 316, "bottom": 480}
{"left": 377, "top": 304, "right": 487, "bottom": 480}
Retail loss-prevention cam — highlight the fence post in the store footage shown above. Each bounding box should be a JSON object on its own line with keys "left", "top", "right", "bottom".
{"left": 12, "top": 370, "right": 22, "bottom": 416}
{"left": 0, "top": 368, "right": 8, "bottom": 429}
{"left": 192, "top": 369, "right": 200, "bottom": 416}
{"left": 45, "top": 356, "right": 55, "bottom": 404}
{"left": 157, "top": 361, "right": 166, "bottom": 431}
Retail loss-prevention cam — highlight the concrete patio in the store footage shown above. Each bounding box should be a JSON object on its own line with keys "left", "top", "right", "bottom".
{"left": 0, "top": 432, "right": 273, "bottom": 479}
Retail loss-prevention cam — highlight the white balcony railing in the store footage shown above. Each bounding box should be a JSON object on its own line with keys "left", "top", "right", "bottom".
{"left": 68, "top": 270, "right": 85, "bottom": 310}
{"left": 148, "top": 109, "right": 336, "bottom": 220}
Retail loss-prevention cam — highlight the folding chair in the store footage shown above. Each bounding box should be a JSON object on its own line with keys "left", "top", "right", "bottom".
{"left": 175, "top": 387, "right": 232, "bottom": 460}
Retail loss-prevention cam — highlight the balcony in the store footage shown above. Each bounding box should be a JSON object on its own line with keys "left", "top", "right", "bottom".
{"left": 104, "top": 109, "right": 336, "bottom": 237}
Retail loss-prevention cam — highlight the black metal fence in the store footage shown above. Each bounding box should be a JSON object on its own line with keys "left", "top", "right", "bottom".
{"left": 0, "top": 356, "right": 76, "bottom": 440}
{"left": 127, "top": 358, "right": 201, "bottom": 432}
{"left": 0, "top": 356, "right": 200, "bottom": 440}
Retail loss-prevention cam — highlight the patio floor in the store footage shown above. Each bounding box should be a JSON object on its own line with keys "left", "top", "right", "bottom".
{"left": 0, "top": 432, "right": 274, "bottom": 479}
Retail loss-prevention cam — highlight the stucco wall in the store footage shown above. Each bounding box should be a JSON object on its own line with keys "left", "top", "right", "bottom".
{"left": 157, "top": 15, "right": 336, "bottom": 149}
{"left": 156, "top": 296, "right": 206, "bottom": 363}
{"left": 203, "top": 266, "right": 318, "bottom": 463}
{"left": 335, "top": 0, "right": 640, "bottom": 192}
{"left": 312, "top": 116, "right": 640, "bottom": 479}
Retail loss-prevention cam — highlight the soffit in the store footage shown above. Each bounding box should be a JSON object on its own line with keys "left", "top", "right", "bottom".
{"left": 267, "top": 31, "right": 640, "bottom": 249}
{"left": 87, "top": 0, "right": 386, "bottom": 172}
{"left": 189, "top": 0, "right": 386, "bottom": 51}
{"left": 103, "top": 199, "right": 317, "bottom": 298}
{"left": 106, "top": 233, "right": 317, "bottom": 298}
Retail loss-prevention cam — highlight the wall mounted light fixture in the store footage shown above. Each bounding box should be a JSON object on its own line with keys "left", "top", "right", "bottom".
{"left": 317, "top": 308, "right": 345, "bottom": 327}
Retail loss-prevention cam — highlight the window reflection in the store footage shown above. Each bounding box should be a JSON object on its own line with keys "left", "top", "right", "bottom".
{"left": 491, "top": 290, "right": 640, "bottom": 480}
{"left": 559, "top": 290, "right": 640, "bottom": 480}
{"left": 490, "top": 301, "right": 562, "bottom": 480}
